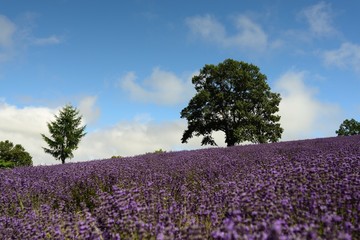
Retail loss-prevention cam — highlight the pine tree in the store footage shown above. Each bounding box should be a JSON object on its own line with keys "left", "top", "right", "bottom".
{"left": 41, "top": 104, "right": 86, "bottom": 164}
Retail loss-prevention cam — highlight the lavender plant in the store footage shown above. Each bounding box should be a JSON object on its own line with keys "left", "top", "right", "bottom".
{"left": 0, "top": 136, "right": 359, "bottom": 239}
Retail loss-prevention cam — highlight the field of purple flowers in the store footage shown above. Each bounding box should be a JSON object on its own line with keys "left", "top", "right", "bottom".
{"left": 0, "top": 135, "right": 359, "bottom": 239}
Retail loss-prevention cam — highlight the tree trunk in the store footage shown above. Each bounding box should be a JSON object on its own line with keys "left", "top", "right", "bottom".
{"left": 227, "top": 142, "right": 235, "bottom": 147}
{"left": 61, "top": 158, "right": 65, "bottom": 164}
{"left": 225, "top": 130, "right": 236, "bottom": 147}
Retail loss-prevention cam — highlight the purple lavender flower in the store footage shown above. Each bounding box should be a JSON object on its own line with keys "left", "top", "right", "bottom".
{"left": 0, "top": 135, "right": 359, "bottom": 239}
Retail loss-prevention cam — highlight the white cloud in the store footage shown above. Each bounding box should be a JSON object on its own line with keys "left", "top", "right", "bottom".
{"left": 284, "top": 2, "right": 338, "bottom": 45}
{"left": 301, "top": 1, "right": 337, "bottom": 37}
{"left": 76, "top": 119, "right": 186, "bottom": 160}
{"left": 275, "top": 70, "right": 341, "bottom": 140}
{"left": 186, "top": 14, "right": 226, "bottom": 44}
{"left": 0, "top": 15, "right": 16, "bottom": 48}
{"left": 119, "top": 68, "right": 195, "bottom": 105}
{"left": 75, "top": 119, "right": 227, "bottom": 162}
{"left": 0, "top": 15, "right": 16, "bottom": 62}
{"left": 230, "top": 16, "right": 268, "bottom": 51}
{"left": 0, "top": 97, "right": 227, "bottom": 166}
{"left": 0, "top": 99, "right": 59, "bottom": 165}
{"left": 31, "top": 35, "right": 62, "bottom": 46}
{"left": 0, "top": 14, "right": 62, "bottom": 63}
{"left": 0, "top": 97, "right": 102, "bottom": 166}
{"left": 323, "top": 42, "right": 360, "bottom": 73}
{"left": 186, "top": 14, "right": 268, "bottom": 51}
{"left": 78, "top": 96, "right": 100, "bottom": 124}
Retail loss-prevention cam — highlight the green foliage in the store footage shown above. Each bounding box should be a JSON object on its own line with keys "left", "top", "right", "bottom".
{"left": 181, "top": 59, "right": 283, "bottom": 147}
{"left": 146, "top": 149, "right": 167, "bottom": 154}
{"left": 41, "top": 104, "right": 86, "bottom": 164}
{"left": 0, "top": 140, "right": 33, "bottom": 168}
{"left": 336, "top": 118, "right": 360, "bottom": 136}
{"left": 153, "top": 148, "right": 166, "bottom": 154}
{"left": 0, "top": 159, "right": 16, "bottom": 169}
{"left": 111, "top": 155, "right": 123, "bottom": 159}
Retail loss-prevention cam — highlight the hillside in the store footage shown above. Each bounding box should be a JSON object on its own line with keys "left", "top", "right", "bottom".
{"left": 0, "top": 136, "right": 359, "bottom": 239}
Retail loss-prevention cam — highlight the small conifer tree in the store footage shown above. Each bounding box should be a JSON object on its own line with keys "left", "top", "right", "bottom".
{"left": 42, "top": 104, "right": 86, "bottom": 164}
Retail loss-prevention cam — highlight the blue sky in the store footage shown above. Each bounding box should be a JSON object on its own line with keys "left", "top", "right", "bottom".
{"left": 1, "top": 1, "right": 359, "bottom": 165}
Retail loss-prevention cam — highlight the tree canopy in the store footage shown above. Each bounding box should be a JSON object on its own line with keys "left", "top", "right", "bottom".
{"left": 181, "top": 59, "right": 283, "bottom": 147}
{"left": 0, "top": 140, "right": 33, "bottom": 168}
{"left": 41, "top": 104, "right": 86, "bottom": 164}
{"left": 336, "top": 118, "right": 360, "bottom": 136}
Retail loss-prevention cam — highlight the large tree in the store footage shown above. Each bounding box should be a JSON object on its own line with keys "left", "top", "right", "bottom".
{"left": 181, "top": 59, "right": 283, "bottom": 147}
{"left": 42, "top": 104, "right": 86, "bottom": 164}
{"left": 0, "top": 140, "right": 33, "bottom": 168}
{"left": 336, "top": 118, "right": 360, "bottom": 136}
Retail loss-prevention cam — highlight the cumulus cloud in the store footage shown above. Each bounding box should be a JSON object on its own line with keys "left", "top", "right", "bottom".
{"left": 301, "top": 1, "right": 336, "bottom": 37}
{"left": 186, "top": 14, "right": 268, "bottom": 51}
{"left": 0, "top": 99, "right": 58, "bottom": 165}
{"left": 119, "top": 68, "right": 195, "bottom": 105}
{"left": 275, "top": 70, "right": 341, "bottom": 140}
{"left": 75, "top": 119, "right": 226, "bottom": 162}
{"left": 323, "top": 42, "right": 360, "bottom": 73}
{"left": 0, "top": 97, "right": 102, "bottom": 166}
{"left": 76, "top": 119, "right": 186, "bottom": 160}
{"left": 78, "top": 96, "right": 100, "bottom": 124}
{"left": 0, "top": 96, "right": 228, "bottom": 166}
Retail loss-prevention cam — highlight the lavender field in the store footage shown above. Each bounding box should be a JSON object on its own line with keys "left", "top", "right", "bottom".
{"left": 0, "top": 136, "right": 359, "bottom": 239}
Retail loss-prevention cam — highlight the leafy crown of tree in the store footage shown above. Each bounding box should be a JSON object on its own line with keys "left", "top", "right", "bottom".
{"left": 181, "top": 59, "right": 283, "bottom": 147}
{"left": 336, "top": 118, "right": 360, "bottom": 136}
{"left": 0, "top": 140, "right": 33, "bottom": 168}
{"left": 41, "top": 104, "right": 86, "bottom": 164}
